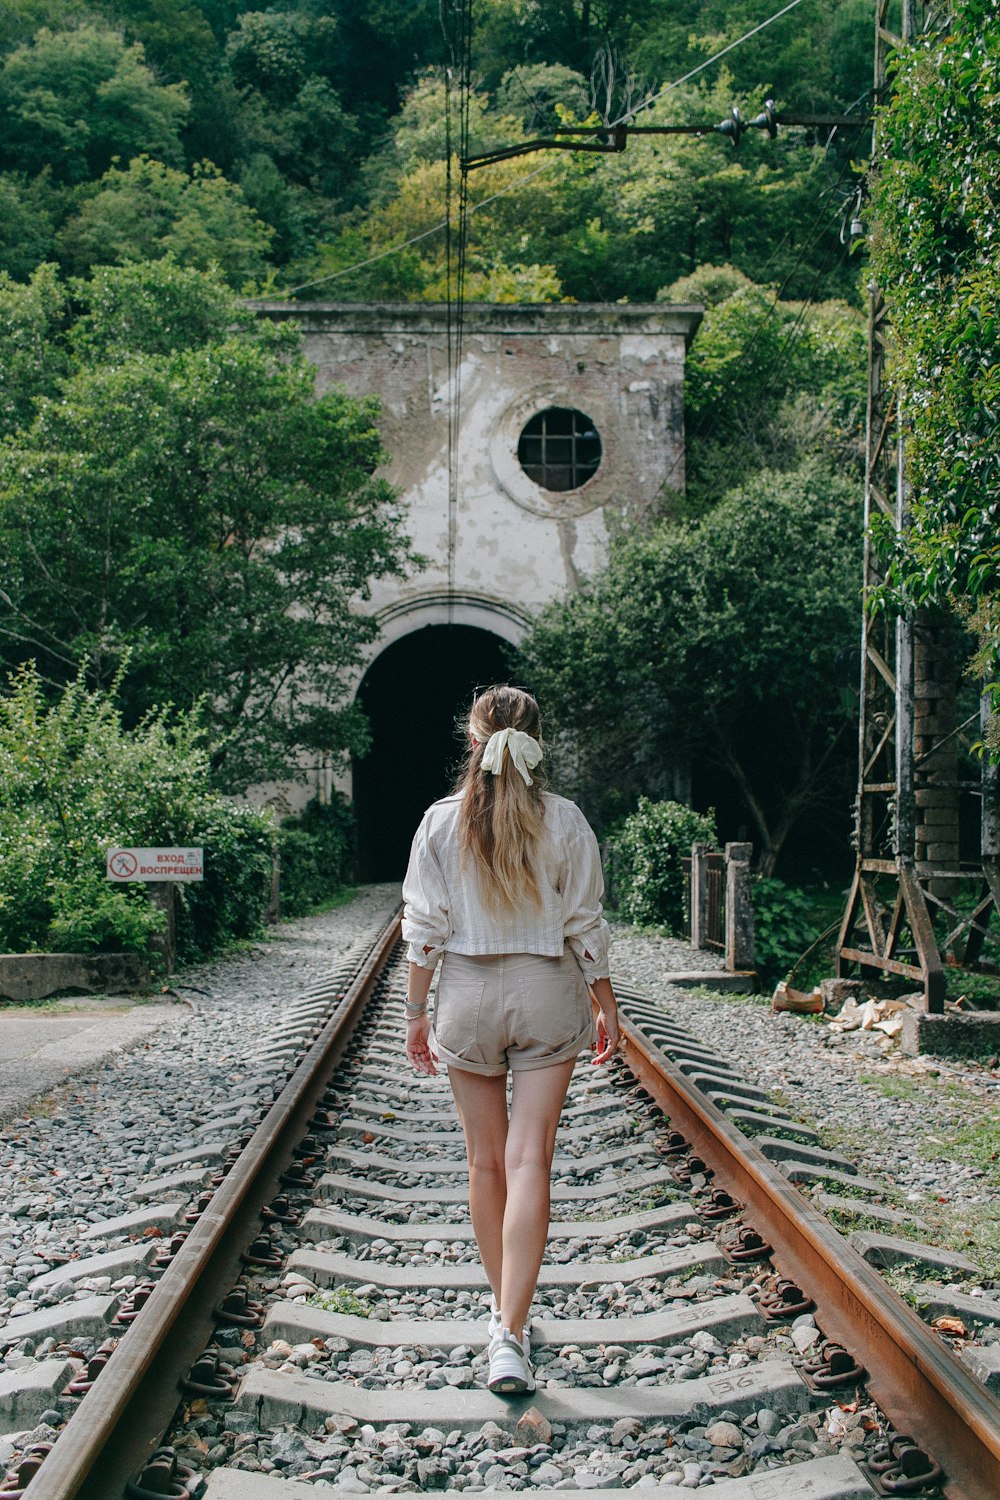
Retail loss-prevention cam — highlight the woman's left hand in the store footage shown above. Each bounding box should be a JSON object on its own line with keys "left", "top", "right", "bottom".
{"left": 406, "top": 1013, "right": 438, "bottom": 1076}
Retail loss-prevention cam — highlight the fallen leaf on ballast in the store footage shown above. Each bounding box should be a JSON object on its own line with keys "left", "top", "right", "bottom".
{"left": 932, "top": 1316, "right": 967, "bottom": 1337}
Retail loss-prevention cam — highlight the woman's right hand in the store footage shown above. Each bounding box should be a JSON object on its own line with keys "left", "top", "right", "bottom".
{"left": 591, "top": 1004, "right": 620, "bottom": 1065}
{"left": 406, "top": 1013, "right": 438, "bottom": 1076}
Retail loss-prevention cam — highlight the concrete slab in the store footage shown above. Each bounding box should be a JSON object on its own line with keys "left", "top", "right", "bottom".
{"left": 757, "top": 1139, "right": 857, "bottom": 1173}
{"left": 778, "top": 1162, "right": 885, "bottom": 1195}
{"left": 337, "top": 1115, "right": 627, "bottom": 1147}
{"left": 263, "top": 1291, "right": 763, "bottom": 1350}
{"left": 726, "top": 1110, "right": 820, "bottom": 1143}
{"left": 0, "top": 1004, "right": 178, "bottom": 1124}
{"left": 902, "top": 1009, "right": 1000, "bottom": 1060}
{"left": 642, "top": 1037, "right": 730, "bottom": 1069}
{"left": 687, "top": 1069, "right": 768, "bottom": 1100}
{"left": 812, "top": 1194, "right": 930, "bottom": 1232}
{"left": 203, "top": 1456, "right": 872, "bottom": 1500}
{"left": 81, "top": 1201, "right": 186, "bottom": 1241}
{"left": 322, "top": 1144, "right": 657, "bottom": 1179}
{"left": 288, "top": 1242, "right": 726, "bottom": 1292}
{"left": 29, "top": 1242, "right": 159, "bottom": 1290}
{"left": 961, "top": 1344, "right": 1000, "bottom": 1394}
{"left": 848, "top": 1231, "right": 979, "bottom": 1277}
{"left": 129, "top": 1168, "right": 213, "bottom": 1203}
{"left": 0, "top": 1359, "right": 79, "bottom": 1429}
{"left": 154, "top": 1141, "right": 230, "bottom": 1171}
{"left": 916, "top": 1284, "right": 1000, "bottom": 1329}
{"left": 235, "top": 1358, "right": 808, "bottom": 1430}
{"left": 706, "top": 1088, "right": 790, "bottom": 1115}
{"left": 316, "top": 1166, "right": 677, "bottom": 1206}
{"left": 297, "top": 1200, "right": 695, "bottom": 1246}
{"left": 0, "top": 1295, "right": 120, "bottom": 1347}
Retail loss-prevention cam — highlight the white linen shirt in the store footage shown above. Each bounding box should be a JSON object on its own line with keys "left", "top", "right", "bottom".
{"left": 401, "top": 791, "right": 611, "bottom": 984}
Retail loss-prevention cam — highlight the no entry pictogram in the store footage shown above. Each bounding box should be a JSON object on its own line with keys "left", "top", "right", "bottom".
{"left": 108, "top": 850, "right": 139, "bottom": 879}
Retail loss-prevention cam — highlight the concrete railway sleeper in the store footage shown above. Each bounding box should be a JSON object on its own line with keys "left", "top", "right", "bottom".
{"left": 2, "top": 916, "right": 1000, "bottom": 1498}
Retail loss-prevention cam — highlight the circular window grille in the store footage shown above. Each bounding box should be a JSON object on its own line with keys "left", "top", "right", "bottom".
{"left": 517, "top": 406, "right": 602, "bottom": 492}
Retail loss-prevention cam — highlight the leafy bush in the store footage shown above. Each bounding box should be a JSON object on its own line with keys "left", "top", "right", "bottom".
{"left": 751, "top": 877, "right": 824, "bottom": 987}
{"left": 174, "top": 804, "right": 276, "bottom": 963}
{"left": 609, "top": 798, "right": 717, "bottom": 933}
{"left": 0, "top": 663, "right": 276, "bottom": 959}
{"left": 277, "top": 796, "right": 354, "bottom": 918}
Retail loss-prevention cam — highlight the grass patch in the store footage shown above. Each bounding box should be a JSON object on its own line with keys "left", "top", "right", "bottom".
{"left": 930, "top": 1112, "right": 1000, "bottom": 1185}
{"left": 0, "top": 996, "right": 70, "bottom": 1014}
{"left": 307, "top": 1287, "right": 372, "bottom": 1318}
{"left": 286, "top": 886, "right": 361, "bottom": 920}
{"left": 665, "top": 983, "right": 768, "bottom": 1007}
{"left": 857, "top": 1071, "right": 921, "bottom": 1101}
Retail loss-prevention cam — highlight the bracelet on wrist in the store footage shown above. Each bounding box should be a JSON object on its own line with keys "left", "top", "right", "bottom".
{"left": 403, "top": 999, "right": 427, "bottom": 1015}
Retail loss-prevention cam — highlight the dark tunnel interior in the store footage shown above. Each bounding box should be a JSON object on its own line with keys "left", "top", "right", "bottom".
{"left": 353, "top": 624, "right": 512, "bottom": 880}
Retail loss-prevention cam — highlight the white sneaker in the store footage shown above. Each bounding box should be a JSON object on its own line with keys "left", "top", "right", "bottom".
{"left": 487, "top": 1327, "right": 535, "bottom": 1394}
{"left": 487, "top": 1295, "right": 532, "bottom": 1344}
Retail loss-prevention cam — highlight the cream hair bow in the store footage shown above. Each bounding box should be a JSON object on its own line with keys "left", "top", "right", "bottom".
{"left": 481, "top": 728, "right": 543, "bottom": 786}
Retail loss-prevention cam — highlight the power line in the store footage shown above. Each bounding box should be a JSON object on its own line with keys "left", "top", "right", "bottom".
{"left": 622, "top": 0, "right": 812, "bottom": 123}
{"left": 278, "top": 0, "right": 842, "bottom": 298}
{"left": 276, "top": 163, "right": 558, "bottom": 299}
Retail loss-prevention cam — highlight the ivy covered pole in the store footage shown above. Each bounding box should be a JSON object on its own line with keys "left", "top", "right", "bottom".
{"left": 837, "top": 0, "right": 1000, "bottom": 1008}
{"left": 836, "top": 0, "right": 947, "bottom": 1009}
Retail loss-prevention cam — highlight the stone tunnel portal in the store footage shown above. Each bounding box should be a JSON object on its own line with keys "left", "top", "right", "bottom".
{"left": 353, "top": 624, "right": 512, "bottom": 879}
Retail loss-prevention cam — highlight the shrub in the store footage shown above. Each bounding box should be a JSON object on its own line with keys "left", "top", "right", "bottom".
{"left": 751, "top": 877, "right": 823, "bottom": 986}
{"left": 0, "top": 663, "right": 276, "bottom": 959}
{"left": 609, "top": 798, "right": 717, "bottom": 932}
{"left": 173, "top": 803, "right": 277, "bottom": 962}
{"left": 277, "top": 796, "right": 354, "bottom": 918}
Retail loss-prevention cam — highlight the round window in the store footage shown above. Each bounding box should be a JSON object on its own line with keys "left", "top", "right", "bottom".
{"left": 517, "top": 406, "right": 602, "bottom": 492}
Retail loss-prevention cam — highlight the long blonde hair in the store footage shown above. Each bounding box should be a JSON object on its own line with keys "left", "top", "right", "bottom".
{"left": 457, "top": 685, "right": 545, "bottom": 913}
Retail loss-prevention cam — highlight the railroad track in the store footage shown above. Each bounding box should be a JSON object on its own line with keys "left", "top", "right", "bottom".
{"left": 5, "top": 908, "right": 1000, "bottom": 1500}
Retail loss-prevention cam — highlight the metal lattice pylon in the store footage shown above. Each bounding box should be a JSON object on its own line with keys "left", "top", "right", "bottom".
{"left": 836, "top": 0, "right": 1000, "bottom": 1009}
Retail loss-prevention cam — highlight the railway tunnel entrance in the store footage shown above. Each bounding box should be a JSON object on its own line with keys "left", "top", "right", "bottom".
{"left": 353, "top": 624, "right": 511, "bottom": 879}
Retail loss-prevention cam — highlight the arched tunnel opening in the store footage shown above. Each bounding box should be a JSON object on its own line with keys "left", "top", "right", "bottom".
{"left": 353, "top": 624, "right": 513, "bottom": 880}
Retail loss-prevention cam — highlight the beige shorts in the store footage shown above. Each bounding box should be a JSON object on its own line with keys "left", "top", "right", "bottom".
{"left": 432, "top": 948, "right": 594, "bottom": 1076}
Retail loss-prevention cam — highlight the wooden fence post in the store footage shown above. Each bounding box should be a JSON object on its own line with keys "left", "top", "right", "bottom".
{"left": 146, "top": 882, "right": 176, "bottom": 975}
{"left": 690, "top": 843, "right": 710, "bottom": 950}
{"left": 724, "top": 842, "right": 754, "bottom": 972}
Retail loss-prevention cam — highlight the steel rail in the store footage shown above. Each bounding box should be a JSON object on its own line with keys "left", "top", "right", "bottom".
{"left": 24, "top": 909, "right": 404, "bottom": 1500}
{"left": 616, "top": 1006, "right": 1000, "bottom": 1500}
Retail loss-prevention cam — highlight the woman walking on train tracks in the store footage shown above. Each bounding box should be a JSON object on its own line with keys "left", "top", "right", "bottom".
{"left": 401, "top": 684, "right": 620, "bottom": 1394}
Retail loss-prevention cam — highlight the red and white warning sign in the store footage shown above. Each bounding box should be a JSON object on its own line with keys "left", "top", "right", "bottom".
{"left": 106, "top": 847, "right": 204, "bottom": 882}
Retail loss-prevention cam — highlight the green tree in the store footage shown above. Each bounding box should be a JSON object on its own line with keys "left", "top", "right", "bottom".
{"left": 58, "top": 157, "right": 274, "bottom": 287}
{"left": 299, "top": 68, "right": 859, "bottom": 305}
{"left": 519, "top": 462, "right": 861, "bottom": 873}
{"left": 0, "top": 23, "right": 189, "bottom": 184}
{"left": 867, "top": 0, "right": 1000, "bottom": 749}
{"left": 0, "top": 261, "right": 414, "bottom": 787}
{"left": 0, "top": 661, "right": 276, "bottom": 956}
{"left": 0, "top": 261, "right": 67, "bottom": 440}
{"left": 111, "top": 0, "right": 220, "bottom": 88}
{"left": 0, "top": 171, "right": 60, "bottom": 280}
{"left": 665, "top": 261, "right": 866, "bottom": 515}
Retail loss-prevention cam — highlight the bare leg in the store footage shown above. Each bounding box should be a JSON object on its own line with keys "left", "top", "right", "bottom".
{"left": 500, "top": 1057, "right": 576, "bottom": 1340}
{"left": 447, "top": 1068, "right": 509, "bottom": 1302}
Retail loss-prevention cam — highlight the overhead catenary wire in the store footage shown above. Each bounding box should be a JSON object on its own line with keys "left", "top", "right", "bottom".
{"left": 442, "top": 0, "right": 474, "bottom": 621}
{"left": 278, "top": 0, "right": 832, "bottom": 300}
{"left": 616, "top": 0, "right": 812, "bottom": 124}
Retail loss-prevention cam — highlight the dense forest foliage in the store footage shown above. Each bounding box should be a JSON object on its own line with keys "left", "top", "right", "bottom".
{"left": 0, "top": 0, "right": 872, "bottom": 299}
{"left": 868, "top": 0, "right": 1000, "bottom": 756}
{"left": 0, "top": 0, "right": 878, "bottom": 879}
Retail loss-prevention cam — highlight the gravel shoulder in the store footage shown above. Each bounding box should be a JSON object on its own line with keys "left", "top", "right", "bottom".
{"left": 610, "top": 923, "right": 1000, "bottom": 1282}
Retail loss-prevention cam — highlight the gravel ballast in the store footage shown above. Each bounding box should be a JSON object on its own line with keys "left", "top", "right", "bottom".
{"left": 610, "top": 924, "right": 1000, "bottom": 1270}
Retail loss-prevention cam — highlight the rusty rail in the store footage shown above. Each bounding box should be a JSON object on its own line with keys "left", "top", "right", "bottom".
{"left": 24, "top": 909, "right": 403, "bottom": 1500}
{"left": 615, "top": 996, "right": 1000, "bottom": 1500}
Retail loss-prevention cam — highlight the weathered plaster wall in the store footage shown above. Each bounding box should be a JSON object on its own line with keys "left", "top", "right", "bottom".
{"left": 254, "top": 303, "right": 702, "bottom": 643}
